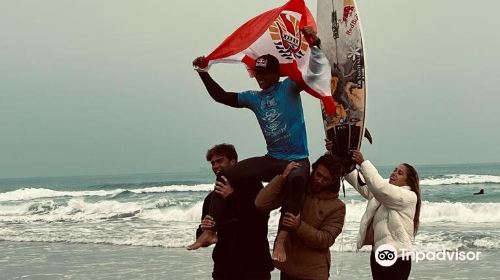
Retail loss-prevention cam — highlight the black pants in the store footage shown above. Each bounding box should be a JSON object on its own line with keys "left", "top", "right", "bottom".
{"left": 280, "top": 272, "right": 309, "bottom": 280}
{"left": 214, "top": 274, "right": 271, "bottom": 280}
{"left": 209, "top": 155, "right": 310, "bottom": 223}
{"left": 370, "top": 251, "right": 411, "bottom": 280}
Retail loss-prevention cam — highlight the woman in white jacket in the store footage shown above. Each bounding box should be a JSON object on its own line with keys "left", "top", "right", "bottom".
{"left": 347, "top": 150, "right": 421, "bottom": 280}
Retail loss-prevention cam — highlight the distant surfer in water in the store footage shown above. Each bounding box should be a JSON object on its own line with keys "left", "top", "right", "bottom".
{"left": 188, "top": 143, "right": 273, "bottom": 279}
{"left": 190, "top": 27, "right": 330, "bottom": 263}
{"left": 473, "top": 189, "right": 485, "bottom": 195}
{"left": 255, "top": 154, "right": 346, "bottom": 280}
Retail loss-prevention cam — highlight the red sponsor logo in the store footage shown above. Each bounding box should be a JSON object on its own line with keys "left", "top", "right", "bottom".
{"left": 342, "top": 6, "right": 355, "bottom": 23}
{"left": 346, "top": 14, "right": 359, "bottom": 35}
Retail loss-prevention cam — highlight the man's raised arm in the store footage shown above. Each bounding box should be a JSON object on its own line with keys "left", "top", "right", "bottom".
{"left": 193, "top": 56, "right": 240, "bottom": 108}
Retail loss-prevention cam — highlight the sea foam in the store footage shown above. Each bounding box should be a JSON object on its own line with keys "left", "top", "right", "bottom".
{"left": 0, "top": 184, "right": 214, "bottom": 202}
{"left": 420, "top": 174, "right": 500, "bottom": 186}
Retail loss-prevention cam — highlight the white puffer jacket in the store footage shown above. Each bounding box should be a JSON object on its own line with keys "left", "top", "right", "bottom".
{"left": 346, "top": 160, "right": 417, "bottom": 255}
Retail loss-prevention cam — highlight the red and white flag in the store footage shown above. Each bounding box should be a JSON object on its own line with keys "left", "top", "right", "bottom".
{"left": 199, "top": 0, "right": 335, "bottom": 114}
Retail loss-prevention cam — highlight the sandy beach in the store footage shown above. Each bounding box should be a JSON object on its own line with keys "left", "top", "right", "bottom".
{"left": 1, "top": 241, "right": 499, "bottom": 279}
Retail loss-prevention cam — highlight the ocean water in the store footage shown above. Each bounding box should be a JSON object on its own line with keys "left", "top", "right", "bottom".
{"left": 1, "top": 163, "right": 499, "bottom": 277}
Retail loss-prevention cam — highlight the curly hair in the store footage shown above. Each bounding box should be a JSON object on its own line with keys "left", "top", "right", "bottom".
{"left": 311, "top": 153, "right": 344, "bottom": 193}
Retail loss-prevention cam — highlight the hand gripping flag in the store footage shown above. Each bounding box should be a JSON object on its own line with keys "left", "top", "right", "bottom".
{"left": 198, "top": 0, "right": 335, "bottom": 114}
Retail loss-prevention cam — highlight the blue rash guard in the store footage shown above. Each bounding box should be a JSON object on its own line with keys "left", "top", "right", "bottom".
{"left": 238, "top": 78, "right": 308, "bottom": 161}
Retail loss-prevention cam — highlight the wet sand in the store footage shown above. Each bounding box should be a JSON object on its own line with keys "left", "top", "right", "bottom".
{"left": 1, "top": 241, "right": 499, "bottom": 279}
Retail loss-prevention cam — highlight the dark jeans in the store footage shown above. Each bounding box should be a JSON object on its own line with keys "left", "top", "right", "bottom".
{"left": 209, "top": 155, "right": 310, "bottom": 223}
{"left": 370, "top": 251, "right": 412, "bottom": 280}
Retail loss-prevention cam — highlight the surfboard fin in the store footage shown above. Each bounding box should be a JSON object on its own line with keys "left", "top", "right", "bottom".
{"left": 364, "top": 128, "right": 373, "bottom": 144}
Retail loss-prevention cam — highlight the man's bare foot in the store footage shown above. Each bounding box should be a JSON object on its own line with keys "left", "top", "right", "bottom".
{"left": 272, "top": 230, "right": 288, "bottom": 262}
{"left": 186, "top": 230, "right": 218, "bottom": 250}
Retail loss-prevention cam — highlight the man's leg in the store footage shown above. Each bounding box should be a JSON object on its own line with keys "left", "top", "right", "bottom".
{"left": 280, "top": 271, "right": 306, "bottom": 280}
{"left": 225, "top": 155, "right": 287, "bottom": 183}
{"left": 273, "top": 158, "right": 310, "bottom": 262}
{"left": 282, "top": 158, "right": 310, "bottom": 215}
{"left": 188, "top": 156, "right": 286, "bottom": 250}
{"left": 209, "top": 155, "right": 287, "bottom": 221}
{"left": 186, "top": 192, "right": 219, "bottom": 250}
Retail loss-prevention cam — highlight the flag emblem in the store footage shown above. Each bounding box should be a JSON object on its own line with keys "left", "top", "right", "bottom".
{"left": 197, "top": 0, "right": 335, "bottom": 114}
{"left": 269, "top": 13, "right": 308, "bottom": 60}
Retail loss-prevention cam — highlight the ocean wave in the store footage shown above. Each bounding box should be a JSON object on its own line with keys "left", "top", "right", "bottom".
{"left": 2, "top": 198, "right": 500, "bottom": 225}
{"left": 84, "top": 180, "right": 210, "bottom": 190}
{"left": 138, "top": 202, "right": 203, "bottom": 222}
{"left": 152, "top": 198, "right": 193, "bottom": 209}
{"left": 1, "top": 200, "right": 499, "bottom": 251}
{"left": 2, "top": 174, "right": 498, "bottom": 203}
{"left": 420, "top": 202, "right": 500, "bottom": 223}
{"left": 343, "top": 174, "right": 500, "bottom": 187}
{"left": 27, "top": 200, "right": 58, "bottom": 214}
{"left": 0, "top": 234, "right": 187, "bottom": 248}
{"left": 414, "top": 231, "right": 500, "bottom": 251}
{"left": 1, "top": 231, "right": 498, "bottom": 251}
{"left": 0, "top": 184, "right": 214, "bottom": 202}
{"left": 129, "top": 184, "right": 214, "bottom": 193}
{"left": 420, "top": 174, "right": 500, "bottom": 186}
{"left": 0, "top": 198, "right": 203, "bottom": 223}
{"left": 0, "top": 188, "right": 125, "bottom": 202}
{"left": 343, "top": 200, "right": 500, "bottom": 224}
{"left": 0, "top": 198, "right": 142, "bottom": 223}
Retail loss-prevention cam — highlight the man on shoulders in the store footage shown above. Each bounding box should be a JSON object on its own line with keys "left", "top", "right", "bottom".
{"left": 190, "top": 28, "right": 331, "bottom": 263}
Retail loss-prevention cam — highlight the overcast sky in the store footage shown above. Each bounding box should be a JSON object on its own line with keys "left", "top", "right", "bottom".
{"left": 1, "top": 0, "right": 499, "bottom": 178}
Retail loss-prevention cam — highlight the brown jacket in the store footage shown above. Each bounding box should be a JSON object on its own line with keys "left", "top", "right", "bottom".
{"left": 255, "top": 176, "right": 346, "bottom": 280}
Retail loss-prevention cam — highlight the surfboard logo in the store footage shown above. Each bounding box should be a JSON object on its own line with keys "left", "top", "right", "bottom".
{"left": 331, "top": 10, "right": 340, "bottom": 40}
{"left": 268, "top": 13, "right": 309, "bottom": 60}
{"left": 341, "top": 5, "right": 359, "bottom": 35}
{"left": 342, "top": 6, "right": 355, "bottom": 24}
{"left": 347, "top": 46, "right": 361, "bottom": 61}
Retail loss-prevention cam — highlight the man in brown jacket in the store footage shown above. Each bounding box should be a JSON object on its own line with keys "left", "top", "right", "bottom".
{"left": 255, "top": 154, "right": 346, "bottom": 280}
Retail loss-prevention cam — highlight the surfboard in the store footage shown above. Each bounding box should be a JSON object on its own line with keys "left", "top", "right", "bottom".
{"left": 317, "top": 0, "right": 367, "bottom": 159}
